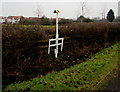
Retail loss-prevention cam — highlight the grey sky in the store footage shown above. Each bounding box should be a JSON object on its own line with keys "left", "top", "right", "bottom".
{"left": 1, "top": 1, "right": 119, "bottom": 19}
{"left": 118, "top": 1, "right": 120, "bottom": 16}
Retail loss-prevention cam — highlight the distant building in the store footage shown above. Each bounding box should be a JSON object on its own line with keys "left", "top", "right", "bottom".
{"left": 0, "top": 16, "right": 63, "bottom": 24}
{"left": 0, "top": 17, "right": 7, "bottom": 24}
{"left": 7, "top": 16, "right": 24, "bottom": 24}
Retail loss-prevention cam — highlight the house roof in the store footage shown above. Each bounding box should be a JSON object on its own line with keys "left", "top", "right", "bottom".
{"left": 8, "top": 16, "right": 24, "bottom": 19}
{"left": 0, "top": 16, "right": 7, "bottom": 19}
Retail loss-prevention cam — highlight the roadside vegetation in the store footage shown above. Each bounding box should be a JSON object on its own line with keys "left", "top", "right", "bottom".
{"left": 4, "top": 42, "right": 119, "bottom": 90}
{"left": 2, "top": 22, "right": 120, "bottom": 89}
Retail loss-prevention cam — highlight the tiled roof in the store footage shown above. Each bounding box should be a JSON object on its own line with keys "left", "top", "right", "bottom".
{"left": 0, "top": 16, "right": 7, "bottom": 19}
{"left": 8, "top": 16, "right": 24, "bottom": 19}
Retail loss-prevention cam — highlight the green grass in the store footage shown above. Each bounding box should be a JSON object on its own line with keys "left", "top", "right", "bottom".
{"left": 4, "top": 42, "right": 119, "bottom": 91}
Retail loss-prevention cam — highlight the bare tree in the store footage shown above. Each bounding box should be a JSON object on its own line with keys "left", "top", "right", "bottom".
{"left": 33, "top": 4, "right": 43, "bottom": 24}
{"left": 80, "top": 0, "right": 87, "bottom": 17}
{"left": 35, "top": 6, "right": 42, "bottom": 18}
{"left": 77, "top": 0, "right": 88, "bottom": 22}
{"left": 101, "top": 5, "right": 106, "bottom": 20}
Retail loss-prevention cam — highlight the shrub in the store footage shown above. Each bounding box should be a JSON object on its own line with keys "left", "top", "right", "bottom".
{"left": 2, "top": 22, "right": 120, "bottom": 88}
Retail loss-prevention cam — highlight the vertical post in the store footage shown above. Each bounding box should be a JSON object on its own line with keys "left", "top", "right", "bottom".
{"left": 61, "top": 38, "right": 64, "bottom": 51}
{"left": 48, "top": 39, "right": 50, "bottom": 54}
{"left": 56, "top": 13, "right": 58, "bottom": 39}
{"left": 48, "top": 10, "right": 64, "bottom": 58}
{"left": 55, "top": 13, "right": 58, "bottom": 58}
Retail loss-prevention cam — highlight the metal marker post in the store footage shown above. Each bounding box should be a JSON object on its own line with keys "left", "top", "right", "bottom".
{"left": 48, "top": 10, "right": 64, "bottom": 58}
{"left": 55, "top": 12, "right": 58, "bottom": 58}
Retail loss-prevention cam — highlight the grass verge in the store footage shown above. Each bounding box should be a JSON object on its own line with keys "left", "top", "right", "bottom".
{"left": 4, "top": 42, "right": 119, "bottom": 91}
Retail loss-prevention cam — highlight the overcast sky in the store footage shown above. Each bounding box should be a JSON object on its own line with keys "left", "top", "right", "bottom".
{"left": 1, "top": 0, "right": 120, "bottom": 19}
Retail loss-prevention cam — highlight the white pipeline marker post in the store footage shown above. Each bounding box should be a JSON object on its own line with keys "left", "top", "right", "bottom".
{"left": 48, "top": 10, "right": 64, "bottom": 58}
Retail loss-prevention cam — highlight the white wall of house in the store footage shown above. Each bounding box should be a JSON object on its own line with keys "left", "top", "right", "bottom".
{"left": 0, "top": 16, "right": 22, "bottom": 24}
{"left": 2, "top": 18, "right": 6, "bottom": 23}
{"left": 7, "top": 18, "right": 20, "bottom": 24}
{"left": 7, "top": 18, "right": 12, "bottom": 23}
{"left": 0, "top": 17, "right": 7, "bottom": 23}
{"left": 12, "top": 18, "right": 16, "bottom": 24}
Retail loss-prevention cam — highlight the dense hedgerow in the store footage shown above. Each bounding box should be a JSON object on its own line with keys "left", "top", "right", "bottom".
{"left": 2, "top": 22, "right": 120, "bottom": 88}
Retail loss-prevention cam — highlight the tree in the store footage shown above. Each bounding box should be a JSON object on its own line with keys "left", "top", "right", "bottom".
{"left": 41, "top": 16, "right": 51, "bottom": 25}
{"left": 80, "top": 0, "right": 87, "bottom": 17}
{"left": 107, "top": 9, "right": 115, "bottom": 22}
{"left": 101, "top": 3, "right": 107, "bottom": 20}
{"left": 77, "top": 15, "right": 84, "bottom": 22}
{"left": 77, "top": 0, "right": 88, "bottom": 22}
{"left": 77, "top": 16, "right": 93, "bottom": 22}
{"left": 33, "top": 5, "right": 42, "bottom": 25}
{"left": 59, "top": 19, "right": 73, "bottom": 24}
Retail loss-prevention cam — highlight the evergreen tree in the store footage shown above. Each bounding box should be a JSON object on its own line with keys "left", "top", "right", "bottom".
{"left": 107, "top": 9, "right": 115, "bottom": 22}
